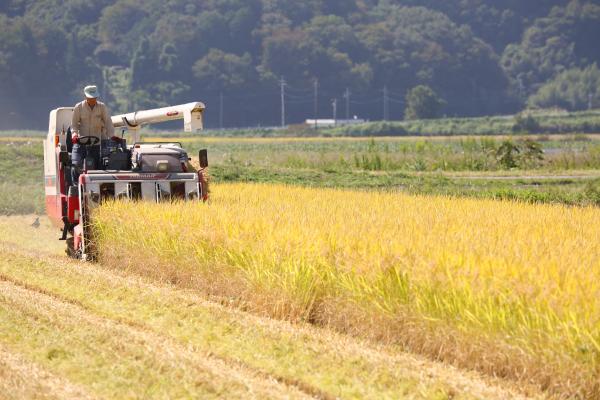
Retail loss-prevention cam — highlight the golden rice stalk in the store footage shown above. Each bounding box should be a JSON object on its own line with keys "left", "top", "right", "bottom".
{"left": 94, "top": 183, "right": 600, "bottom": 398}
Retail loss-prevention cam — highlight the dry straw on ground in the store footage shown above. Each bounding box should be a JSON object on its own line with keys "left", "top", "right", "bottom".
{"left": 94, "top": 183, "right": 600, "bottom": 398}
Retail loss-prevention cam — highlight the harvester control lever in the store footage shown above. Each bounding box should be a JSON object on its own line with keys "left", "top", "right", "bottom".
{"left": 199, "top": 149, "right": 209, "bottom": 168}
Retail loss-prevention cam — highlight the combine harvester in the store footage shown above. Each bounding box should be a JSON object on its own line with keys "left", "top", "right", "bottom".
{"left": 43, "top": 102, "right": 209, "bottom": 260}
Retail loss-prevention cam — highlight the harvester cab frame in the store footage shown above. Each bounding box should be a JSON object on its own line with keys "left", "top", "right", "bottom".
{"left": 43, "top": 102, "right": 208, "bottom": 260}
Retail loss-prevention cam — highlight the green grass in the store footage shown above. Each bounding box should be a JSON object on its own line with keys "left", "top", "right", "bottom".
{"left": 325, "top": 110, "right": 600, "bottom": 137}
{"left": 0, "top": 141, "right": 44, "bottom": 215}
{"left": 179, "top": 135, "right": 600, "bottom": 172}
{"left": 1, "top": 134, "right": 600, "bottom": 216}
{"left": 209, "top": 164, "right": 600, "bottom": 206}
{"left": 0, "top": 130, "right": 45, "bottom": 137}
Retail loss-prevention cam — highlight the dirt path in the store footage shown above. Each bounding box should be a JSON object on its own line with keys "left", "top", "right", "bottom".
{"left": 0, "top": 216, "right": 545, "bottom": 399}
{"left": 450, "top": 173, "right": 600, "bottom": 181}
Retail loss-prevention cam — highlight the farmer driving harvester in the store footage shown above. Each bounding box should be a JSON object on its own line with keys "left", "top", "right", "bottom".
{"left": 46, "top": 94, "right": 207, "bottom": 259}
{"left": 70, "top": 85, "right": 119, "bottom": 183}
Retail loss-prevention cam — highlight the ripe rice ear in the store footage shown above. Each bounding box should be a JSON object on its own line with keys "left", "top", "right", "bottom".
{"left": 93, "top": 183, "right": 600, "bottom": 398}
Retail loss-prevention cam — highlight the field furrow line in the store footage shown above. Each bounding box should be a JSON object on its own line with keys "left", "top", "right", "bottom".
{"left": 0, "top": 278, "right": 317, "bottom": 399}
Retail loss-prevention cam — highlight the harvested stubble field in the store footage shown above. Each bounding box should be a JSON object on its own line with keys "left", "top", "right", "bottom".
{"left": 0, "top": 215, "right": 537, "bottom": 400}
{"left": 94, "top": 184, "right": 600, "bottom": 399}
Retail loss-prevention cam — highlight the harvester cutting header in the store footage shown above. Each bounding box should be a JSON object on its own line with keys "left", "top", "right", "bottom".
{"left": 44, "top": 86, "right": 209, "bottom": 260}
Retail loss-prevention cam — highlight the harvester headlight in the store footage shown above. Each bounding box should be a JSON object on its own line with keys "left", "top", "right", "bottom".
{"left": 156, "top": 160, "right": 169, "bottom": 172}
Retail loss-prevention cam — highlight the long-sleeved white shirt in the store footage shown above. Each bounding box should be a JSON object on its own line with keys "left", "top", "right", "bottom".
{"left": 71, "top": 100, "right": 115, "bottom": 139}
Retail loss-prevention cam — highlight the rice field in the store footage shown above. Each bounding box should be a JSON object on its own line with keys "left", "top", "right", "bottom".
{"left": 94, "top": 183, "right": 600, "bottom": 398}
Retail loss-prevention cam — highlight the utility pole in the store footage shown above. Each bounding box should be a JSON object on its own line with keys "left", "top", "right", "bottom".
{"left": 102, "top": 68, "right": 108, "bottom": 106}
{"left": 589, "top": 92, "right": 594, "bottom": 111}
{"left": 280, "top": 76, "right": 286, "bottom": 128}
{"left": 343, "top": 88, "right": 351, "bottom": 120}
{"left": 517, "top": 76, "right": 525, "bottom": 101}
{"left": 383, "top": 86, "right": 389, "bottom": 121}
{"left": 219, "top": 92, "right": 224, "bottom": 130}
{"left": 313, "top": 78, "right": 319, "bottom": 129}
{"left": 332, "top": 98, "right": 338, "bottom": 127}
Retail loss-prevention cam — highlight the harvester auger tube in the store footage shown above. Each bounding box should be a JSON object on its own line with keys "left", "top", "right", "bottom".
{"left": 43, "top": 102, "right": 207, "bottom": 260}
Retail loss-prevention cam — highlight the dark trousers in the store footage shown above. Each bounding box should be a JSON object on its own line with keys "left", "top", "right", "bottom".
{"left": 71, "top": 144, "right": 100, "bottom": 185}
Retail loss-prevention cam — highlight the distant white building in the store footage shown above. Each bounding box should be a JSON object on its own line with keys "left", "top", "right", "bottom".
{"left": 305, "top": 117, "right": 366, "bottom": 128}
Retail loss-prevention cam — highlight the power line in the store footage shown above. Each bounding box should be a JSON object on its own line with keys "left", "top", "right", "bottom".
{"left": 206, "top": 90, "right": 278, "bottom": 100}
{"left": 285, "top": 82, "right": 314, "bottom": 93}
{"left": 385, "top": 88, "right": 406, "bottom": 98}
{"left": 286, "top": 99, "right": 313, "bottom": 105}
{"left": 350, "top": 98, "right": 381, "bottom": 105}
{"left": 388, "top": 96, "right": 405, "bottom": 104}
{"left": 285, "top": 92, "right": 313, "bottom": 100}
{"left": 206, "top": 85, "right": 509, "bottom": 105}
{"left": 201, "top": 82, "right": 498, "bottom": 126}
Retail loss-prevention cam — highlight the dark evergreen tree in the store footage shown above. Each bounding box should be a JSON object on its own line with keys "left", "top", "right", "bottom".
{"left": 404, "top": 85, "right": 445, "bottom": 120}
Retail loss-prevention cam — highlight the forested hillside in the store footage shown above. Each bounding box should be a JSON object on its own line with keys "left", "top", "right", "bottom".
{"left": 1, "top": 0, "right": 599, "bottom": 129}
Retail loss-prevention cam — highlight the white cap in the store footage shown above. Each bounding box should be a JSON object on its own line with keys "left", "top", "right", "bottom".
{"left": 84, "top": 85, "right": 100, "bottom": 99}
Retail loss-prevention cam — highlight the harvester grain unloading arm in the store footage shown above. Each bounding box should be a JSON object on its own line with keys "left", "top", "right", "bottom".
{"left": 111, "top": 102, "right": 205, "bottom": 142}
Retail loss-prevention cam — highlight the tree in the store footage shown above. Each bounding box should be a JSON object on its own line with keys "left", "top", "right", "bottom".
{"left": 502, "top": 1, "right": 600, "bottom": 98}
{"left": 397, "top": 0, "right": 562, "bottom": 52}
{"left": 0, "top": 0, "right": 596, "bottom": 128}
{"left": 358, "top": 5, "right": 511, "bottom": 116}
{"left": 128, "top": 36, "right": 160, "bottom": 110}
{"left": 528, "top": 64, "right": 600, "bottom": 111}
{"left": 192, "top": 49, "right": 255, "bottom": 91}
{"left": 158, "top": 43, "right": 177, "bottom": 73}
{"left": 262, "top": 0, "right": 321, "bottom": 24}
{"left": 0, "top": 14, "right": 79, "bottom": 128}
{"left": 131, "top": 81, "right": 190, "bottom": 110}
{"left": 404, "top": 85, "right": 445, "bottom": 120}
{"left": 97, "top": 0, "right": 151, "bottom": 60}
{"left": 304, "top": 15, "right": 362, "bottom": 56}
{"left": 130, "top": 37, "right": 153, "bottom": 90}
